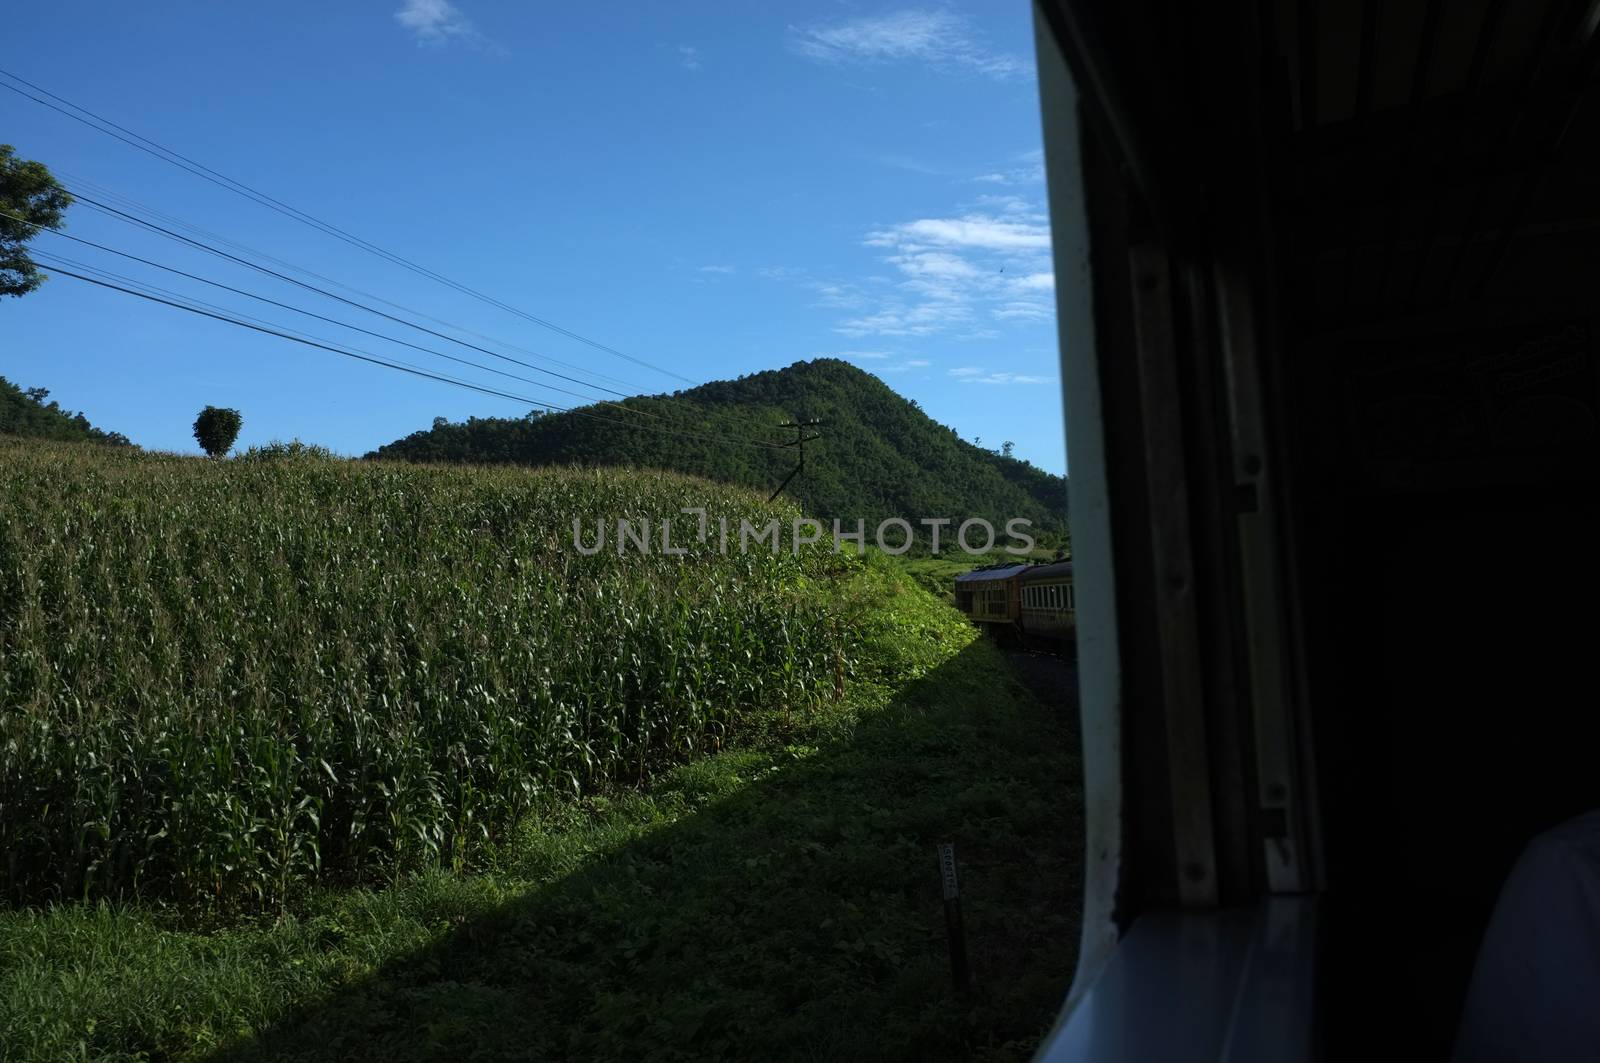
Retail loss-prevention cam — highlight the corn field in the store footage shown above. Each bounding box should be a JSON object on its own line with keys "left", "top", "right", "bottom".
{"left": 0, "top": 440, "right": 849, "bottom": 910}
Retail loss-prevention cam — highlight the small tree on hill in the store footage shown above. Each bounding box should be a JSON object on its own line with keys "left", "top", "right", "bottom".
{"left": 193, "top": 405, "right": 242, "bottom": 458}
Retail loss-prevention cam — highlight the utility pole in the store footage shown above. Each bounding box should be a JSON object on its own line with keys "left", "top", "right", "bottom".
{"left": 768, "top": 420, "right": 823, "bottom": 503}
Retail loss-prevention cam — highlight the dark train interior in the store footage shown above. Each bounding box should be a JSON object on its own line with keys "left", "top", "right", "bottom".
{"left": 1031, "top": 0, "right": 1600, "bottom": 1057}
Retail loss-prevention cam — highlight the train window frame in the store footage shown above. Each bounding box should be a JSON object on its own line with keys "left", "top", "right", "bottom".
{"left": 1029, "top": 0, "right": 1126, "bottom": 1030}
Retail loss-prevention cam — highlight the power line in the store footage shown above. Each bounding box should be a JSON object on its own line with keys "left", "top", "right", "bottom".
{"left": 48, "top": 168, "right": 647, "bottom": 393}
{"left": 31, "top": 250, "right": 545, "bottom": 400}
{"left": 37, "top": 172, "right": 788, "bottom": 438}
{"left": 61, "top": 188, "right": 653, "bottom": 401}
{"left": 0, "top": 67, "right": 700, "bottom": 385}
{"left": 5, "top": 207, "right": 692, "bottom": 420}
{"left": 35, "top": 262, "right": 792, "bottom": 451}
{"left": 56, "top": 190, "right": 793, "bottom": 445}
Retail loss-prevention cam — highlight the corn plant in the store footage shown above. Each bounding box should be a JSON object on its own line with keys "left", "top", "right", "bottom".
{"left": 0, "top": 440, "right": 851, "bottom": 910}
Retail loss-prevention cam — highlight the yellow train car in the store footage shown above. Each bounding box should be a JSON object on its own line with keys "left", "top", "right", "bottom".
{"left": 953, "top": 563, "right": 1029, "bottom": 628}
{"left": 1018, "top": 560, "right": 1076, "bottom": 645}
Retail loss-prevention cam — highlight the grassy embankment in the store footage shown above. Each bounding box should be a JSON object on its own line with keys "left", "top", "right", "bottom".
{"left": 0, "top": 439, "right": 1081, "bottom": 1062}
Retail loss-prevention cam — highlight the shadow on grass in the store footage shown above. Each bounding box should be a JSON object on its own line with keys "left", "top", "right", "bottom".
{"left": 216, "top": 641, "right": 1083, "bottom": 1063}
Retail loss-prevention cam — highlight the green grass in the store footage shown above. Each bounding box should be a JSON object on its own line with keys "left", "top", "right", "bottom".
{"left": 0, "top": 440, "right": 1083, "bottom": 1062}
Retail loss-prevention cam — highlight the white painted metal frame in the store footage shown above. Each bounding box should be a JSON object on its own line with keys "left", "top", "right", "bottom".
{"left": 1031, "top": 2, "right": 1124, "bottom": 1019}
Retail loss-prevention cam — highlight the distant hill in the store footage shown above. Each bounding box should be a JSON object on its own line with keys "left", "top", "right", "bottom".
{"left": 0, "top": 376, "right": 133, "bottom": 447}
{"left": 369, "top": 358, "right": 1067, "bottom": 546}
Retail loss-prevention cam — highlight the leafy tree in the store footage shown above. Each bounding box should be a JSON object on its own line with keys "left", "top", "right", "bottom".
{"left": 0, "top": 145, "right": 72, "bottom": 299}
{"left": 1002, "top": 440, "right": 1015, "bottom": 458}
{"left": 193, "top": 406, "right": 243, "bottom": 458}
{"left": 0, "top": 374, "right": 135, "bottom": 446}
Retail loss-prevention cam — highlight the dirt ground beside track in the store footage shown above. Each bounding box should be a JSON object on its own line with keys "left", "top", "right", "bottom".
{"left": 1003, "top": 648, "right": 1080, "bottom": 733}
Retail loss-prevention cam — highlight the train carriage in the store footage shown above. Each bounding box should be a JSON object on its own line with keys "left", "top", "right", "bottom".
{"left": 1018, "top": 561, "right": 1076, "bottom": 645}
{"left": 953, "top": 563, "right": 1028, "bottom": 628}
{"left": 955, "top": 560, "right": 1077, "bottom": 651}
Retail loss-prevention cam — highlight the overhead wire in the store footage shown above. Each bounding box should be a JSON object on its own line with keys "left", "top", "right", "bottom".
{"left": 47, "top": 167, "right": 646, "bottom": 393}
{"left": 29, "top": 258, "right": 793, "bottom": 450}
{"left": 3, "top": 205, "right": 702, "bottom": 420}
{"left": 0, "top": 68, "right": 699, "bottom": 385}
{"left": 34, "top": 179, "right": 787, "bottom": 438}
{"left": 62, "top": 189, "right": 654, "bottom": 399}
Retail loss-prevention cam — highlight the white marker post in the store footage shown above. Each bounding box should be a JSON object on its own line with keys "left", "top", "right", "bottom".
{"left": 938, "top": 842, "right": 971, "bottom": 993}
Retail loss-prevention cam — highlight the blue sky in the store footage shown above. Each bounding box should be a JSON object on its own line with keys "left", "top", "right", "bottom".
{"left": 2, "top": 1, "right": 1066, "bottom": 473}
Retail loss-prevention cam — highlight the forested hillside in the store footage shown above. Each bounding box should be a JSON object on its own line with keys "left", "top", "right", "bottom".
{"left": 370, "top": 358, "right": 1067, "bottom": 543}
{"left": 0, "top": 375, "right": 133, "bottom": 446}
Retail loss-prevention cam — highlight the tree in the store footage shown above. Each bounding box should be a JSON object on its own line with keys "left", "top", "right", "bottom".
{"left": 1001, "top": 440, "right": 1015, "bottom": 458}
{"left": 0, "top": 146, "right": 72, "bottom": 299}
{"left": 193, "top": 406, "right": 243, "bottom": 458}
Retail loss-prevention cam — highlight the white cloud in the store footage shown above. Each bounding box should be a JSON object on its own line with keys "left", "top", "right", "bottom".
{"left": 838, "top": 207, "right": 1055, "bottom": 337}
{"left": 969, "top": 165, "right": 1044, "bottom": 186}
{"left": 954, "top": 370, "right": 1055, "bottom": 386}
{"left": 969, "top": 148, "right": 1046, "bottom": 186}
{"left": 698, "top": 265, "right": 735, "bottom": 274}
{"left": 890, "top": 250, "right": 980, "bottom": 280}
{"left": 788, "top": 10, "right": 1031, "bottom": 81}
{"left": 679, "top": 45, "right": 703, "bottom": 70}
{"left": 869, "top": 214, "right": 1051, "bottom": 252}
{"left": 812, "top": 282, "right": 868, "bottom": 309}
{"left": 837, "top": 302, "right": 974, "bottom": 337}
{"left": 819, "top": 351, "right": 936, "bottom": 377}
{"left": 973, "top": 194, "right": 1038, "bottom": 216}
{"left": 395, "top": 0, "right": 482, "bottom": 45}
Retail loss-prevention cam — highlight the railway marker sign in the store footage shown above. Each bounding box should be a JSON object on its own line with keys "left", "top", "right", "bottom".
{"left": 938, "top": 842, "right": 972, "bottom": 993}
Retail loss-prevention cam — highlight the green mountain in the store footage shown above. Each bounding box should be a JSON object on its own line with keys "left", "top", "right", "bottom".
{"left": 0, "top": 375, "right": 133, "bottom": 447}
{"left": 368, "top": 358, "right": 1067, "bottom": 547}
